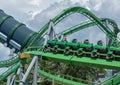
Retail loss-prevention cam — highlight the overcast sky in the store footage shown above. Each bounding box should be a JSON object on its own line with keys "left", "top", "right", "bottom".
{"left": 0, "top": 0, "right": 120, "bottom": 73}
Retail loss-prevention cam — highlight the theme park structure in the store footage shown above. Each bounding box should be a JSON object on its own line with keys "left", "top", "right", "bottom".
{"left": 0, "top": 7, "right": 120, "bottom": 85}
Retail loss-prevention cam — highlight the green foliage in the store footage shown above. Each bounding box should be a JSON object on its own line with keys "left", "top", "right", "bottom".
{"left": 0, "top": 81, "right": 6, "bottom": 85}
{"left": 38, "top": 60, "right": 107, "bottom": 84}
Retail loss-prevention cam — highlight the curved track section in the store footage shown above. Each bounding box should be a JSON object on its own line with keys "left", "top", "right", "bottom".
{"left": 0, "top": 54, "right": 19, "bottom": 67}
{"left": 38, "top": 69, "right": 86, "bottom": 85}
{"left": 57, "top": 18, "right": 119, "bottom": 37}
{"left": 30, "top": 7, "right": 118, "bottom": 46}
{"left": 0, "top": 7, "right": 120, "bottom": 85}
{"left": 0, "top": 7, "right": 119, "bottom": 68}
{"left": 0, "top": 18, "right": 118, "bottom": 67}
{"left": 102, "top": 72, "right": 120, "bottom": 85}
{"left": 0, "top": 63, "right": 20, "bottom": 81}
{"left": 101, "top": 18, "right": 119, "bottom": 35}
{"left": 25, "top": 50, "right": 120, "bottom": 70}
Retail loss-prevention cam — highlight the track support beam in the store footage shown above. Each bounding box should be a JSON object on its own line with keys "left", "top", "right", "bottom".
{"left": 19, "top": 56, "right": 38, "bottom": 85}
{"left": 10, "top": 75, "right": 16, "bottom": 85}
{"left": 33, "top": 56, "right": 38, "bottom": 85}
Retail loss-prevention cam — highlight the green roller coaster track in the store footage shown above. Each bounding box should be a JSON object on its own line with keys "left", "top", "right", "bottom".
{"left": 0, "top": 63, "right": 20, "bottom": 81}
{"left": 0, "top": 7, "right": 120, "bottom": 85}
{"left": 57, "top": 18, "right": 119, "bottom": 37}
{"left": 29, "top": 7, "right": 119, "bottom": 47}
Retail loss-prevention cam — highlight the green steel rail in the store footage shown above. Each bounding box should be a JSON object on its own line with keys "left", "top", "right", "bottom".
{"left": 25, "top": 50, "right": 120, "bottom": 70}
{"left": 0, "top": 7, "right": 120, "bottom": 85}
{"left": 0, "top": 7, "right": 118, "bottom": 68}
{"left": 0, "top": 53, "right": 119, "bottom": 85}
{"left": 29, "top": 7, "right": 117, "bottom": 47}
{"left": 13, "top": 68, "right": 87, "bottom": 85}
{"left": 0, "top": 18, "right": 118, "bottom": 67}
{"left": 0, "top": 63, "right": 20, "bottom": 81}
{"left": 0, "top": 55, "right": 19, "bottom": 67}
{"left": 57, "top": 18, "right": 119, "bottom": 37}
{"left": 26, "top": 50, "right": 120, "bottom": 85}
{"left": 101, "top": 72, "right": 120, "bottom": 85}
{"left": 38, "top": 69, "right": 86, "bottom": 85}
{"left": 101, "top": 18, "right": 119, "bottom": 35}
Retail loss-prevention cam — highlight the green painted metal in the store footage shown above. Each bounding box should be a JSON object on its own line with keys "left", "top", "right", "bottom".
{"left": 0, "top": 54, "right": 19, "bottom": 67}
{"left": 57, "top": 18, "right": 119, "bottom": 37}
{"left": 25, "top": 51, "right": 120, "bottom": 70}
{"left": 101, "top": 18, "right": 119, "bottom": 35}
{"left": 44, "top": 40, "right": 120, "bottom": 60}
{"left": 38, "top": 69, "right": 86, "bottom": 85}
{"left": 7, "top": 23, "right": 24, "bottom": 42}
{"left": 0, "top": 63, "right": 20, "bottom": 81}
{"left": 58, "top": 20, "right": 96, "bottom": 36}
{"left": 0, "top": 7, "right": 120, "bottom": 85}
{"left": 102, "top": 72, "right": 120, "bottom": 85}
{"left": 29, "top": 7, "right": 117, "bottom": 47}
{"left": 94, "top": 45, "right": 106, "bottom": 49}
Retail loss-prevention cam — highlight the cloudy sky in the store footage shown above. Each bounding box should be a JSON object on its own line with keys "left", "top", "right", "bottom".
{"left": 0, "top": 0, "right": 120, "bottom": 73}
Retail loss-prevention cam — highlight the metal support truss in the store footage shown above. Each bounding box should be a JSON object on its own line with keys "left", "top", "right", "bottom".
{"left": 19, "top": 56, "right": 38, "bottom": 85}
{"left": 10, "top": 75, "right": 16, "bottom": 85}
{"left": 33, "top": 56, "right": 38, "bottom": 85}
{"left": 44, "top": 20, "right": 57, "bottom": 45}
{"left": 7, "top": 48, "right": 15, "bottom": 85}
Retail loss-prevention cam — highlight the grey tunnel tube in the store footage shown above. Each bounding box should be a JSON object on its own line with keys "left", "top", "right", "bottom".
{"left": 0, "top": 9, "right": 43, "bottom": 51}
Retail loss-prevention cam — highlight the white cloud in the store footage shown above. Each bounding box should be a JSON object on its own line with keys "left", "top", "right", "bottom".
{"left": 0, "top": 43, "right": 10, "bottom": 75}
{"left": 27, "top": 0, "right": 120, "bottom": 42}
{"left": 0, "top": 43, "right": 10, "bottom": 61}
